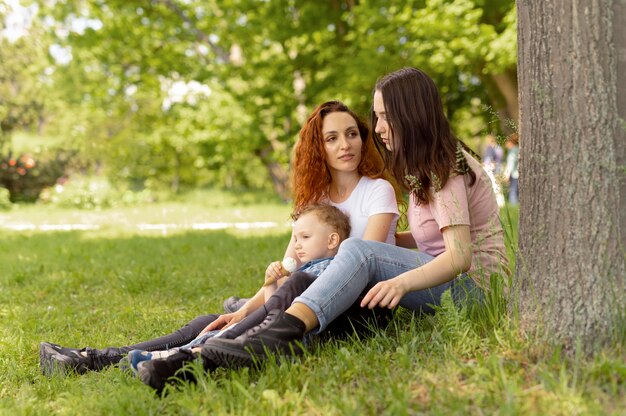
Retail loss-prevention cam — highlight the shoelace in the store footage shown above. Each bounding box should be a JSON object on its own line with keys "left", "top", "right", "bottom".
{"left": 85, "top": 347, "right": 119, "bottom": 370}
{"left": 247, "top": 311, "right": 281, "bottom": 336}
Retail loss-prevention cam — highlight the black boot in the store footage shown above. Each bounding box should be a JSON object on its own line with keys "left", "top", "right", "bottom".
{"left": 201, "top": 309, "right": 306, "bottom": 368}
{"left": 40, "top": 342, "right": 123, "bottom": 376}
{"left": 136, "top": 349, "right": 204, "bottom": 394}
{"left": 136, "top": 349, "right": 219, "bottom": 394}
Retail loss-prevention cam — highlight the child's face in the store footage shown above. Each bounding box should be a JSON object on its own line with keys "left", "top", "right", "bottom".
{"left": 292, "top": 212, "right": 338, "bottom": 263}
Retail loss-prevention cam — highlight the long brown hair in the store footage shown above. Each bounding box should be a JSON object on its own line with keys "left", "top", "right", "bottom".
{"left": 292, "top": 100, "right": 402, "bottom": 213}
{"left": 371, "top": 67, "right": 476, "bottom": 205}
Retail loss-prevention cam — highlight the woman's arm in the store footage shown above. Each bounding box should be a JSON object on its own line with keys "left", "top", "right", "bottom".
{"left": 360, "top": 224, "right": 472, "bottom": 309}
{"left": 361, "top": 213, "right": 396, "bottom": 242}
{"left": 395, "top": 231, "right": 417, "bottom": 249}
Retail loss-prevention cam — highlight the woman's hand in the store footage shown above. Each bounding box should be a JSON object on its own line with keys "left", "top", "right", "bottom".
{"left": 200, "top": 310, "right": 246, "bottom": 334}
{"left": 360, "top": 276, "right": 408, "bottom": 309}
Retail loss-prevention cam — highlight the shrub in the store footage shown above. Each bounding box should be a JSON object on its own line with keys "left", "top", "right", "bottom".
{"left": 0, "top": 151, "right": 72, "bottom": 202}
{"left": 41, "top": 176, "right": 156, "bottom": 209}
{"left": 0, "top": 187, "right": 11, "bottom": 210}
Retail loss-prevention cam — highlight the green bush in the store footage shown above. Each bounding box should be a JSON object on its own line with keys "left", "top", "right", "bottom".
{"left": 41, "top": 176, "right": 156, "bottom": 209}
{"left": 0, "top": 187, "right": 11, "bottom": 210}
{"left": 0, "top": 151, "right": 72, "bottom": 202}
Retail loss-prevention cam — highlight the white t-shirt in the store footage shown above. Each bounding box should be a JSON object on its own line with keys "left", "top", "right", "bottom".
{"left": 326, "top": 176, "right": 399, "bottom": 244}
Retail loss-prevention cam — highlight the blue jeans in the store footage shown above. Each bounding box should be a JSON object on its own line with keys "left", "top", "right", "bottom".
{"left": 294, "top": 238, "right": 482, "bottom": 332}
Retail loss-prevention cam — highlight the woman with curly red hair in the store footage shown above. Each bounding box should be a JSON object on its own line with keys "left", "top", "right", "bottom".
{"left": 40, "top": 100, "right": 401, "bottom": 376}
{"left": 264, "top": 100, "right": 402, "bottom": 283}
{"left": 291, "top": 100, "right": 397, "bottom": 213}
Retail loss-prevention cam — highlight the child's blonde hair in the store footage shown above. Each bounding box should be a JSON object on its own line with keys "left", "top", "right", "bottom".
{"left": 292, "top": 204, "right": 351, "bottom": 242}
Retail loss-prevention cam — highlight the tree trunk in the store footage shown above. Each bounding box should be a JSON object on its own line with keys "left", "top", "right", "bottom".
{"left": 491, "top": 69, "right": 519, "bottom": 129}
{"left": 256, "top": 146, "right": 290, "bottom": 202}
{"left": 516, "top": 0, "right": 626, "bottom": 354}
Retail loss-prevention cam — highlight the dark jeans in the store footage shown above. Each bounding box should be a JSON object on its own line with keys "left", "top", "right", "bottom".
{"left": 97, "top": 271, "right": 391, "bottom": 365}
{"left": 97, "top": 272, "right": 319, "bottom": 363}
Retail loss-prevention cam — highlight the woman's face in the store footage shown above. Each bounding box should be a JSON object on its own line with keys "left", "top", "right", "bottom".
{"left": 373, "top": 90, "right": 392, "bottom": 151}
{"left": 322, "top": 111, "right": 362, "bottom": 174}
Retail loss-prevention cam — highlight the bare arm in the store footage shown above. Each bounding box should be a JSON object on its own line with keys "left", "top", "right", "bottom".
{"left": 361, "top": 213, "right": 396, "bottom": 242}
{"left": 395, "top": 231, "right": 418, "bottom": 249}
{"left": 361, "top": 224, "right": 472, "bottom": 309}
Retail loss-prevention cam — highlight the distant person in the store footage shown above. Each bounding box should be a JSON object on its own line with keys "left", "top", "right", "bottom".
{"left": 40, "top": 100, "right": 401, "bottom": 376}
{"left": 482, "top": 134, "right": 505, "bottom": 207}
{"left": 132, "top": 203, "right": 351, "bottom": 392}
{"left": 504, "top": 133, "right": 519, "bottom": 204}
{"left": 483, "top": 134, "right": 504, "bottom": 174}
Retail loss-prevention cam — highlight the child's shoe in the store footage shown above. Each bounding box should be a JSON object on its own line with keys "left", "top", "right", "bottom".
{"left": 125, "top": 349, "right": 179, "bottom": 374}
{"left": 136, "top": 350, "right": 197, "bottom": 394}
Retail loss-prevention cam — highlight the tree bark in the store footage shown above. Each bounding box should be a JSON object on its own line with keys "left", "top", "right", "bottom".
{"left": 516, "top": 0, "right": 626, "bottom": 353}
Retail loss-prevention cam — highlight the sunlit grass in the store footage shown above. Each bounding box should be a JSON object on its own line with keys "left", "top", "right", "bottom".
{"left": 0, "top": 188, "right": 292, "bottom": 228}
{"left": 0, "top": 196, "right": 624, "bottom": 415}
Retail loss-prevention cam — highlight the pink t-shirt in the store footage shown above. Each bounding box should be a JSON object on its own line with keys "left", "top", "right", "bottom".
{"left": 408, "top": 152, "right": 510, "bottom": 287}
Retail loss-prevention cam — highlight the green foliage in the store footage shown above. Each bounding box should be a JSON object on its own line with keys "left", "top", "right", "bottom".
{"left": 0, "top": 34, "right": 51, "bottom": 140}
{"left": 41, "top": 176, "right": 155, "bottom": 209}
{"left": 13, "top": 0, "right": 517, "bottom": 198}
{"left": 0, "top": 186, "right": 11, "bottom": 210}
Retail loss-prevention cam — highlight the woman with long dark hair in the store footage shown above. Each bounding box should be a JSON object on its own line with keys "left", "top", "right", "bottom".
{"left": 199, "top": 67, "right": 510, "bottom": 368}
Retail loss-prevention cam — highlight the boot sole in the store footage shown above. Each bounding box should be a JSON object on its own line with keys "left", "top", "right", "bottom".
{"left": 40, "top": 342, "right": 59, "bottom": 376}
{"left": 137, "top": 362, "right": 166, "bottom": 394}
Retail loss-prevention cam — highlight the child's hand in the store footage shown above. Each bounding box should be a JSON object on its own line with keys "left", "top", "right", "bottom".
{"left": 264, "top": 257, "right": 297, "bottom": 286}
{"left": 264, "top": 260, "right": 285, "bottom": 286}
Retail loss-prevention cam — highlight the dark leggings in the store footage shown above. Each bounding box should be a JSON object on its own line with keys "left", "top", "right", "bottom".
{"left": 97, "top": 271, "right": 317, "bottom": 363}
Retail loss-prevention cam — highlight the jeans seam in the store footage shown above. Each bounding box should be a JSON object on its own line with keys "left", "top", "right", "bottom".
{"left": 319, "top": 250, "right": 372, "bottom": 314}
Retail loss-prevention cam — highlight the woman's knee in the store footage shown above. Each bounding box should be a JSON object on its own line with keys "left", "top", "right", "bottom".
{"left": 338, "top": 237, "right": 372, "bottom": 255}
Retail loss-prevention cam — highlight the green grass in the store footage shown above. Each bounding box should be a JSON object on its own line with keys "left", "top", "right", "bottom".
{"left": 0, "top": 198, "right": 624, "bottom": 415}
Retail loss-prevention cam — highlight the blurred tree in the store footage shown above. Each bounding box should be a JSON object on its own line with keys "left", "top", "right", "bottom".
{"left": 29, "top": 0, "right": 516, "bottom": 199}
{"left": 342, "top": 0, "right": 516, "bottom": 133}
{"left": 0, "top": 30, "right": 50, "bottom": 149}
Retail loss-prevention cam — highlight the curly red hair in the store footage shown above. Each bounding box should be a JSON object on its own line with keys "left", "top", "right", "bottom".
{"left": 291, "top": 101, "right": 401, "bottom": 214}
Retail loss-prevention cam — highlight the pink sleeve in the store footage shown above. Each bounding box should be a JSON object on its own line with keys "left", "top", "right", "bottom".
{"left": 430, "top": 175, "right": 470, "bottom": 230}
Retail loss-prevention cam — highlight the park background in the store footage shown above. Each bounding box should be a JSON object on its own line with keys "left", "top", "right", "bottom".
{"left": 1, "top": 0, "right": 517, "bottom": 206}
{"left": 1, "top": 1, "right": 624, "bottom": 415}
